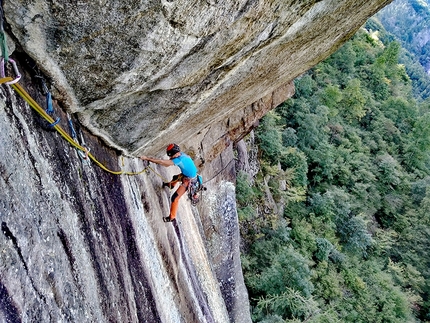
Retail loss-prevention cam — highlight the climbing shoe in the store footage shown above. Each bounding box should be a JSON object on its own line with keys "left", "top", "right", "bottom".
{"left": 163, "top": 217, "right": 174, "bottom": 223}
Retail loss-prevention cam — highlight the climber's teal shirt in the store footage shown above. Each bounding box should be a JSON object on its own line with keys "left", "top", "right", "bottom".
{"left": 172, "top": 152, "right": 197, "bottom": 178}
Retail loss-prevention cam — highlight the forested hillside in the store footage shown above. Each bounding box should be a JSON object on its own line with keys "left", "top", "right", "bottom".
{"left": 376, "top": 0, "right": 430, "bottom": 99}
{"left": 238, "top": 19, "right": 430, "bottom": 323}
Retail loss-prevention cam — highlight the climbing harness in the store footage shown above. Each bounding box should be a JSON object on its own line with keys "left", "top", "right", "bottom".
{"left": 161, "top": 173, "right": 206, "bottom": 205}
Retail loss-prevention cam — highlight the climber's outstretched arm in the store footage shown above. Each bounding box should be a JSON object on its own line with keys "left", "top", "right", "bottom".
{"left": 140, "top": 155, "right": 174, "bottom": 167}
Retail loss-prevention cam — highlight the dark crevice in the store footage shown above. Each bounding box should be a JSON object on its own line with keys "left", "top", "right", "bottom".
{"left": 0, "top": 162, "right": 13, "bottom": 184}
{"left": 75, "top": 199, "right": 111, "bottom": 315}
{"left": 173, "top": 222, "right": 215, "bottom": 323}
{"left": 141, "top": 190, "right": 151, "bottom": 213}
{"left": 1, "top": 222, "right": 47, "bottom": 304}
{"left": 56, "top": 228, "right": 80, "bottom": 288}
{"left": 234, "top": 0, "right": 259, "bottom": 21}
{"left": 111, "top": 184, "right": 161, "bottom": 322}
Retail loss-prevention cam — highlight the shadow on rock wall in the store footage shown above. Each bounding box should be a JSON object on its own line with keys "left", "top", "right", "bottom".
{"left": 0, "top": 58, "right": 249, "bottom": 322}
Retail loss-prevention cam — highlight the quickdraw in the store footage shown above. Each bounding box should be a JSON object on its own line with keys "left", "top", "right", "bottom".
{"left": 68, "top": 113, "right": 90, "bottom": 165}
{"left": 0, "top": 7, "right": 172, "bottom": 178}
{"left": 1, "top": 68, "right": 148, "bottom": 175}
{"left": 36, "top": 76, "right": 60, "bottom": 128}
{"left": 0, "top": 57, "right": 21, "bottom": 85}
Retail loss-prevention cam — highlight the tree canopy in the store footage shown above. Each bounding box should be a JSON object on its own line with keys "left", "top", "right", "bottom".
{"left": 239, "top": 20, "right": 430, "bottom": 323}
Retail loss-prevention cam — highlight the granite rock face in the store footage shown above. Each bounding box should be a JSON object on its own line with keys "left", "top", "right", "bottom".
{"left": 0, "top": 78, "right": 244, "bottom": 322}
{"left": 4, "top": 0, "right": 392, "bottom": 158}
{"left": 1, "top": 0, "right": 393, "bottom": 322}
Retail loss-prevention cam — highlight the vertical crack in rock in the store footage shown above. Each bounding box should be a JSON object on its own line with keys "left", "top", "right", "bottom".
{"left": 89, "top": 171, "right": 161, "bottom": 321}
{"left": 0, "top": 1, "right": 395, "bottom": 322}
{"left": 118, "top": 205, "right": 161, "bottom": 322}
{"left": 56, "top": 227, "right": 83, "bottom": 294}
{"left": 173, "top": 222, "right": 215, "bottom": 323}
{"left": 1, "top": 222, "right": 47, "bottom": 304}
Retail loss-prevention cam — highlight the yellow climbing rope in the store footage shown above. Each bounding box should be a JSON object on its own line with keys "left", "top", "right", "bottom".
{"left": 1, "top": 75, "right": 150, "bottom": 176}
{"left": 0, "top": 5, "right": 159, "bottom": 177}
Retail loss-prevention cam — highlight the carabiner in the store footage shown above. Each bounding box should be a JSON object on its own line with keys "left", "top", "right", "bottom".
{"left": 1, "top": 57, "right": 21, "bottom": 85}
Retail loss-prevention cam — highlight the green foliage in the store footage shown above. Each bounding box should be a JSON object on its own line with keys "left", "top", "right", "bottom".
{"left": 295, "top": 74, "right": 317, "bottom": 97}
{"left": 330, "top": 42, "right": 356, "bottom": 75}
{"left": 404, "top": 112, "right": 430, "bottom": 171}
{"left": 381, "top": 97, "right": 417, "bottom": 134}
{"left": 380, "top": 41, "right": 401, "bottom": 67}
{"left": 295, "top": 105, "right": 329, "bottom": 150}
{"left": 377, "top": 1, "right": 430, "bottom": 99}
{"left": 313, "top": 262, "right": 343, "bottom": 301}
{"left": 361, "top": 62, "right": 390, "bottom": 100}
{"left": 250, "top": 247, "right": 314, "bottom": 297}
{"left": 253, "top": 288, "right": 319, "bottom": 322}
{"left": 410, "top": 0, "right": 430, "bottom": 15}
{"left": 340, "top": 79, "right": 367, "bottom": 121}
{"left": 337, "top": 215, "right": 373, "bottom": 255}
{"left": 320, "top": 84, "right": 342, "bottom": 115}
{"left": 282, "top": 127, "right": 298, "bottom": 147}
{"left": 256, "top": 111, "right": 284, "bottom": 164}
{"left": 280, "top": 147, "right": 308, "bottom": 187}
{"left": 236, "top": 171, "right": 259, "bottom": 223}
{"left": 400, "top": 51, "right": 430, "bottom": 100}
{"left": 236, "top": 171, "right": 256, "bottom": 206}
{"left": 315, "top": 238, "right": 334, "bottom": 262}
{"left": 239, "top": 19, "right": 430, "bottom": 322}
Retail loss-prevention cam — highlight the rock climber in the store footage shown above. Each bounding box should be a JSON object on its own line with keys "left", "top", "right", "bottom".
{"left": 140, "top": 143, "right": 198, "bottom": 222}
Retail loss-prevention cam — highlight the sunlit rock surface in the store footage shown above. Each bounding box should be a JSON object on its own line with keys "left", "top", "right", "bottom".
{"left": 1, "top": 0, "right": 393, "bottom": 322}
{"left": 0, "top": 80, "right": 243, "bottom": 322}
{"left": 5, "top": 0, "right": 392, "bottom": 158}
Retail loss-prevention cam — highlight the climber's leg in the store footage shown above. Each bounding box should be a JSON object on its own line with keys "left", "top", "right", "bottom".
{"left": 168, "top": 178, "right": 190, "bottom": 221}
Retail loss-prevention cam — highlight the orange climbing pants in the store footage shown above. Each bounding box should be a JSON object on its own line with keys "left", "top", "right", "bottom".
{"left": 167, "top": 174, "right": 191, "bottom": 220}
